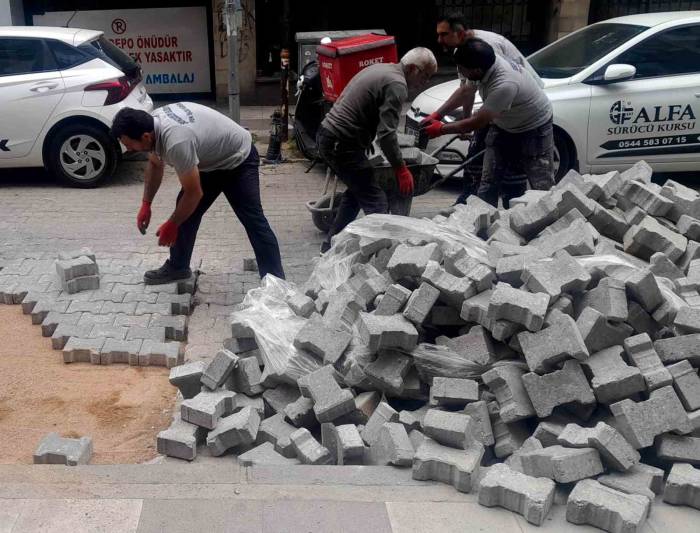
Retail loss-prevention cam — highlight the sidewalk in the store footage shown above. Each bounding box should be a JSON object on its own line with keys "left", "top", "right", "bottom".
{"left": 1, "top": 462, "right": 696, "bottom": 533}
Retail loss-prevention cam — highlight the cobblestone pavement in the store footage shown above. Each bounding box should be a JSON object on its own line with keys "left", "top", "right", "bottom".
{"left": 0, "top": 152, "right": 458, "bottom": 364}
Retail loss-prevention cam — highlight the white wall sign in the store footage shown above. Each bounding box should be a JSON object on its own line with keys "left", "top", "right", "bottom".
{"left": 34, "top": 7, "right": 212, "bottom": 94}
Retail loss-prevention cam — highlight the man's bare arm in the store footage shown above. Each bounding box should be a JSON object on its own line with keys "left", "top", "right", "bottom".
{"left": 169, "top": 167, "right": 204, "bottom": 226}
{"left": 143, "top": 152, "right": 165, "bottom": 202}
{"left": 434, "top": 85, "right": 474, "bottom": 118}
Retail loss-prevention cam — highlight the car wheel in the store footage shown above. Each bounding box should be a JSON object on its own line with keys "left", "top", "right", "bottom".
{"left": 47, "top": 124, "right": 118, "bottom": 188}
{"left": 553, "top": 129, "right": 575, "bottom": 183}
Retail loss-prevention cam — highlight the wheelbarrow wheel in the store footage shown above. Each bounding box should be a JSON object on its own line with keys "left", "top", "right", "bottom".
{"left": 307, "top": 192, "right": 343, "bottom": 232}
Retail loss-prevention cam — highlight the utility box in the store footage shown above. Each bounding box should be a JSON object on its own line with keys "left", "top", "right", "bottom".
{"left": 295, "top": 29, "right": 386, "bottom": 72}
{"left": 316, "top": 34, "right": 398, "bottom": 102}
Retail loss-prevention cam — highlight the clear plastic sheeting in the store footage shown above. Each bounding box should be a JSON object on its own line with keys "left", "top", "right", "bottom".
{"left": 310, "top": 214, "right": 492, "bottom": 292}
{"left": 411, "top": 343, "right": 527, "bottom": 383}
{"left": 575, "top": 253, "right": 643, "bottom": 280}
{"left": 230, "top": 275, "right": 321, "bottom": 385}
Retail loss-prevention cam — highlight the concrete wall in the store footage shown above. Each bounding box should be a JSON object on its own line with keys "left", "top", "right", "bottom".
{"left": 211, "top": 0, "right": 257, "bottom": 104}
{"left": 549, "top": 0, "right": 591, "bottom": 41}
{"left": 0, "top": 0, "right": 25, "bottom": 25}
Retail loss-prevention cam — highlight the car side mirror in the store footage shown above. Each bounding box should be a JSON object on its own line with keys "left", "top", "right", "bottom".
{"left": 603, "top": 64, "right": 636, "bottom": 83}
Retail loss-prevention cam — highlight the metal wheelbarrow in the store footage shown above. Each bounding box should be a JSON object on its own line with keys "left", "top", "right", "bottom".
{"left": 306, "top": 135, "right": 484, "bottom": 232}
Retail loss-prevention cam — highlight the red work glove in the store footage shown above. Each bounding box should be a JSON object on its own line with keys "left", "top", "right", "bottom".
{"left": 420, "top": 111, "right": 442, "bottom": 125}
{"left": 136, "top": 200, "right": 151, "bottom": 235}
{"left": 422, "top": 120, "right": 444, "bottom": 139}
{"left": 156, "top": 219, "right": 179, "bottom": 247}
{"left": 394, "top": 165, "right": 414, "bottom": 197}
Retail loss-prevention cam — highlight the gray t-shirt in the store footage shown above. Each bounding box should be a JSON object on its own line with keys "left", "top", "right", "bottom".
{"left": 321, "top": 63, "right": 408, "bottom": 167}
{"left": 478, "top": 55, "right": 552, "bottom": 133}
{"left": 459, "top": 29, "right": 543, "bottom": 88}
{"left": 153, "top": 102, "right": 252, "bottom": 175}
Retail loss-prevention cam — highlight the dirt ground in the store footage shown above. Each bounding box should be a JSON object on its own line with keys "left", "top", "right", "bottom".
{"left": 0, "top": 305, "right": 176, "bottom": 464}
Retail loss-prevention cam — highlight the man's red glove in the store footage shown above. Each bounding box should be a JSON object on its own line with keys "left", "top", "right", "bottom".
{"left": 422, "top": 120, "right": 444, "bottom": 139}
{"left": 420, "top": 111, "right": 442, "bottom": 125}
{"left": 394, "top": 165, "right": 414, "bottom": 197}
{"left": 156, "top": 219, "right": 179, "bottom": 247}
{"left": 137, "top": 200, "right": 151, "bottom": 235}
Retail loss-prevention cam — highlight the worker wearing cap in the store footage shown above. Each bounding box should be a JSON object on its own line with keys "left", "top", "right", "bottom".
{"left": 423, "top": 14, "right": 543, "bottom": 205}
{"left": 112, "top": 102, "right": 285, "bottom": 284}
{"left": 317, "top": 47, "right": 438, "bottom": 254}
{"left": 422, "top": 39, "right": 554, "bottom": 208}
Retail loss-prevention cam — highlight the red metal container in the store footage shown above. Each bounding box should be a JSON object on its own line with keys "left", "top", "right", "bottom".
{"left": 316, "top": 34, "right": 398, "bottom": 102}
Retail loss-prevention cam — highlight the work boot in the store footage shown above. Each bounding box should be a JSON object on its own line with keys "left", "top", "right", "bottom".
{"left": 144, "top": 260, "right": 192, "bottom": 285}
{"left": 320, "top": 241, "right": 331, "bottom": 255}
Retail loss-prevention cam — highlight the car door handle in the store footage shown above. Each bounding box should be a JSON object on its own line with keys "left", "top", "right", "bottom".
{"left": 30, "top": 82, "right": 59, "bottom": 92}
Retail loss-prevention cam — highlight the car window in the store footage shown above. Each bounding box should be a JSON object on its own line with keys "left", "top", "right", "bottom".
{"left": 614, "top": 24, "right": 700, "bottom": 79}
{"left": 0, "top": 38, "right": 57, "bottom": 76}
{"left": 78, "top": 36, "right": 140, "bottom": 78}
{"left": 528, "top": 23, "right": 647, "bottom": 79}
{"left": 46, "top": 39, "right": 91, "bottom": 70}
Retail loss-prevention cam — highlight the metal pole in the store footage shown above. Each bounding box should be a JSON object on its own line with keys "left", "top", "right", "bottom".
{"left": 226, "top": 0, "right": 243, "bottom": 123}
{"left": 280, "top": 48, "right": 290, "bottom": 142}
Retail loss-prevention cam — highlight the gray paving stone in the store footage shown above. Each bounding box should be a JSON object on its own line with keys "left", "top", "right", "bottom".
{"left": 135, "top": 302, "right": 172, "bottom": 316}
{"left": 462, "top": 401, "right": 494, "bottom": 447}
{"left": 654, "top": 334, "right": 700, "bottom": 365}
{"left": 576, "top": 307, "right": 634, "bottom": 353}
{"left": 40, "top": 311, "right": 80, "bottom": 337}
{"left": 402, "top": 282, "right": 440, "bottom": 325}
{"left": 358, "top": 312, "right": 418, "bottom": 353}
{"left": 519, "top": 445, "right": 604, "bottom": 483}
{"left": 598, "top": 463, "right": 664, "bottom": 502}
{"left": 180, "top": 389, "right": 236, "bottom": 430}
{"left": 429, "top": 377, "right": 479, "bottom": 408}
{"left": 412, "top": 436, "right": 484, "bottom": 493}
{"left": 482, "top": 365, "right": 536, "bottom": 423}
{"left": 581, "top": 346, "right": 646, "bottom": 404}
{"left": 62, "top": 274, "right": 100, "bottom": 294}
{"left": 90, "top": 324, "right": 129, "bottom": 341}
{"left": 230, "top": 357, "right": 264, "bottom": 396}
{"left": 257, "top": 412, "right": 298, "bottom": 458}
{"left": 114, "top": 313, "right": 152, "bottom": 328}
{"left": 290, "top": 427, "right": 333, "bottom": 465}
{"left": 663, "top": 463, "right": 700, "bottom": 509}
{"left": 169, "top": 361, "right": 207, "bottom": 399}
{"left": 150, "top": 314, "right": 188, "bottom": 341}
{"left": 667, "top": 359, "right": 700, "bottom": 411}
{"left": 623, "top": 333, "right": 673, "bottom": 391}
{"left": 237, "top": 441, "right": 300, "bottom": 466}
{"left": 101, "top": 338, "right": 143, "bottom": 365}
{"left": 521, "top": 250, "right": 591, "bottom": 299}
{"left": 364, "top": 349, "right": 412, "bottom": 396}
{"left": 375, "top": 283, "right": 412, "bottom": 316}
{"left": 201, "top": 349, "right": 239, "bottom": 390}
{"left": 303, "top": 365, "right": 355, "bottom": 423}
{"left": 522, "top": 360, "right": 596, "bottom": 418}
{"left": 624, "top": 215, "right": 688, "bottom": 261}
{"left": 422, "top": 409, "right": 475, "bottom": 449}
{"left": 293, "top": 316, "right": 352, "bottom": 364}
{"left": 365, "top": 422, "right": 413, "bottom": 466}
{"left": 610, "top": 385, "right": 692, "bottom": 449}
{"left": 575, "top": 277, "right": 628, "bottom": 323}
{"left": 62, "top": 336, "right": 105, "bottom": 364}
{"left": 437, "top": 325, "right": 497, "bottom": 366}
{"left": 656, "top": 434, "right": 700, "bottom": 466}
{"left": 262, "top": 384, "right": 301, "bottom": 415}
{"left": 361, "top": 401, "right": 399, "bottom": 446}
{"left": 156, "top": 414, "right": 203, "bottom": 461}
{"left": 478, "top": 462, "right": 555, "bottom": 526}
{"left": 557, "top": 422, "right": 640, "bottom": 471}
{"left": 421, "top": 260, "right": 476, "bottom": 308}
{"left": 567, "top": 478, "right": 649, "bottom": 533}
{"left": 386, "top": 242, "right": 442, "bottom": 279}
{"left": 518, "top": 314, "right": 588, "bottom": 373}
{"left": 487, "top": 282, "right": 549, "bottom": 332}
{"left": 51, "top": 323, "right": 93, "bottom": 350}
{"left": 33, "top": 432, "right": 93, "bottom": 465}
{"left": 138, "top": 340, "right": 182, "bottom": 368}
{"left": 206, "top": 406, "right": 261, "bottom": 456}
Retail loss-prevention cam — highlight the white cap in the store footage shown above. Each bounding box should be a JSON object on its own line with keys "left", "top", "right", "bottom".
{"left": 320, "top": 37, "right": 332, "bottom": 45}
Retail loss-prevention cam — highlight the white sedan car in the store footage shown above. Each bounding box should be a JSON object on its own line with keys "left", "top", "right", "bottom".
{"left": 406, "top": 11, "right": 700, "bottom": 181}
{"left": 0, "top": 26, "right": 153, "bottom": 187}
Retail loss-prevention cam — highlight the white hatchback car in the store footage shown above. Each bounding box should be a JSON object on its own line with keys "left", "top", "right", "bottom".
{"left": 406, "top": 11, "right": 700, "bottom": 181}
{"left": 0, "top": 26, "right": 153, "bottom": 187}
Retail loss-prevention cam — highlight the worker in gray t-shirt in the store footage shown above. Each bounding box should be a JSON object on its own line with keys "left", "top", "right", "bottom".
{"left": 422, "top": 39, "right": 554, "bottom": 208}
{"left": 112, "top": 102, "right": 284, "bottom": 283}
{"left": 316, "top": 47, "right": 437, "bottom": 254}
{"left": 426, "top": 14, "right": 543, "bottom": 205}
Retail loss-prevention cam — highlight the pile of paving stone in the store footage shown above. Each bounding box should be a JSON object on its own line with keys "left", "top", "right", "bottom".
{"left": 159, "top": 159, "right": 700, "bottom": 531}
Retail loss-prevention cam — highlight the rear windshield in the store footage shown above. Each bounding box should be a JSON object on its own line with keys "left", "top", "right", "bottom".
{"left": 78, "top": 36, "right": 140, "bottom": 77}
{"left": 528, "top": 23, "right": 647, "bottom": 79}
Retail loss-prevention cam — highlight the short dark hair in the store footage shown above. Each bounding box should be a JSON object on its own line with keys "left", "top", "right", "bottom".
{"left": 453, "top": 38, "right": 496, "bottom": 72}
{"left": 111, "top": 108, "right": 154, "bottom": 140}
{"left": 437, "top": 13, "right": 468, "bottom": 32}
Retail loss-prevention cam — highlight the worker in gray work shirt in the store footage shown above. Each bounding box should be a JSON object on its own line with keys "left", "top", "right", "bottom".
{"left": 112, "top": 102, "right": 284, "bottom": 284}
{"left": 423, "top": 39, "right": 554, "bottom": 208}
{"left": 317, "top": 47, "right": 438, "bottom": 253}
{"left": 424, "top": 14, "right": 543, "bottom": 205}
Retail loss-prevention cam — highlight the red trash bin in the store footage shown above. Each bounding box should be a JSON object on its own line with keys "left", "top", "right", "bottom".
{"left": 316, "top": 34, "right": 398, "bottom": 102}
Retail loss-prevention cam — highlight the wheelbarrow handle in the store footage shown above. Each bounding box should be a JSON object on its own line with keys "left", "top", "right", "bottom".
{"left": 428, "top": 134, "right": 462, "bottom": 158}
{"left": 425, "top": 148, "right": 487, "bottom": 193}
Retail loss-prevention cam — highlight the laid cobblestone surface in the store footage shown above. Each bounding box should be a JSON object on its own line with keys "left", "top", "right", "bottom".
{"left": 0, "top": 156, "right": 456, "bottom": 364}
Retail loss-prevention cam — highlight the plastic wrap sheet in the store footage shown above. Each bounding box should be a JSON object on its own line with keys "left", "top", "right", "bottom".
{"left": 411, "top": 343, "right": 527, "bottom": 383}
{"left": 575, "top": 253, "right": 643, "bottom": 280}
{"left": 230, "top": 275, "right": 321, "bottom": 385}
{"left": 310, "top": 214, "right": 492, "bottom": 292}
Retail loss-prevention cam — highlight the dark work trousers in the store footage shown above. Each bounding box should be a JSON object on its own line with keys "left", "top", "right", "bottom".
{"left": 169, "top": 145, "right": 285, "bottom": 279}
{"left": 317, "top": 127, "right": 389, "bottom": 248}
{"left": 477, "top": 118, "right": 555, "bottom": 208}
{"left": 455, "top": 125, "right": 489, "bottom": 205}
